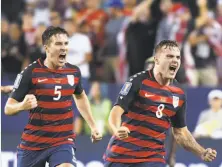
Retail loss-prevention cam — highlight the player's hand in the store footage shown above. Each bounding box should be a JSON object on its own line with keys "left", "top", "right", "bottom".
{"left": 201, "top": 148, "right": 217, "bottom": 162}
{"left": 21, "top": 94, "right": 38, "bottom": 110}
{"left": 91, "top": 128, "right": 102, "bottom": 143}
{"left": 114, "top": 126, "right": 130, "bottom": 140}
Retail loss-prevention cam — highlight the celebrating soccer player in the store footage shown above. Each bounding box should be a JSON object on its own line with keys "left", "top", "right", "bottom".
{"left": 103, "top": 40, "right": 217, "bottom": 167}
{"left": 4, "top": 26, "right": 102, "bottom": 167}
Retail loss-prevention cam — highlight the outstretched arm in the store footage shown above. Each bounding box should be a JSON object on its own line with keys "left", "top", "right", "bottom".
{"left": 131, "top": 0, "right": 153, "bottom": 22}
{"left": 172, "top": 126, "right": 217, "bottom": 162}
{"left": 73, "top": 91, "right": 97, "bottom": 130}
{"left": 73, "top": 91, "right": 102, "bottom": 142}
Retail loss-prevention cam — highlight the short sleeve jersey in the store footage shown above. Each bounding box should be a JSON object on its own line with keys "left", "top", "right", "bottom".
{"left": 104, "top": 69, "right": 186, "bottom": 163}
{"left": 10, "top": 58, "right": 83, "bottom": 150}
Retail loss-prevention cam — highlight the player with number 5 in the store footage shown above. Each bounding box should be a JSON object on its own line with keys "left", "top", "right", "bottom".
{"left": 4, "top": 26, "right": 102, "bottom": 167}
{"left": 103, "top": 40, "right": 217, "bottom": 167}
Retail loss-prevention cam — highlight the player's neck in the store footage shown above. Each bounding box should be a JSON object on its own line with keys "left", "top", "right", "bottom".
{"left": 44, "top": 57, "right": 62, "bottom": 70}
{"left": 153, "top": 67, "right": 171, "bottom": 86}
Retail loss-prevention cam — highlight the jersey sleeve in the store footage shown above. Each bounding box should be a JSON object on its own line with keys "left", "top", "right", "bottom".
{"left": 114, "top": 76, "right": 141, "bottom": 113}
{"left": 74, "top": 67, "right": 83, "bottom": 95}
{"left": 10, "top": 68, "right": 32, "bottom": 102}
{"left": 170, "top": 96, "right": 187, "bottom": 128}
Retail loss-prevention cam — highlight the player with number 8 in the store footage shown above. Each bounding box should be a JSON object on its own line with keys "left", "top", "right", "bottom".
{"left": 104, "top": 40, "right": 217, "bottom": 167}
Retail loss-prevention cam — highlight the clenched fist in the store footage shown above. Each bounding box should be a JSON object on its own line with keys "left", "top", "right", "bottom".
{"left": 21, "top": 94, "right": 37, "bottom": 110}
{"left": 114, "top": 126, "right": 130, "bottom": 140}
{"left": 91, "top": 128, "right": 103, "bottom": 143}
{"left": 201, "top": 148, "right": 217, "bottom": 162}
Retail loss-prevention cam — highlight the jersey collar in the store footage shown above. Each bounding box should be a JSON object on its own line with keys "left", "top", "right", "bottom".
{"left": 148, "top": 68, "right": 175, "bottom": 86}
{"left": 37, "top": 57, "right": 67, "bottom": 73}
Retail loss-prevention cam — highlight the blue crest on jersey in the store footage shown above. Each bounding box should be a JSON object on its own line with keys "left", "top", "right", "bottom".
{"left": 120, "top": 82, "right": 132, "bottom": 95}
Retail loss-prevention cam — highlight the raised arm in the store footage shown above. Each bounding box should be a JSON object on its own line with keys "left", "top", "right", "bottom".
{"left": 131, "top": 0, "right": 153, "bottom": 22}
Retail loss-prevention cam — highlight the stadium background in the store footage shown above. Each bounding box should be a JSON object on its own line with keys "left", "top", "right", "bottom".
{"left": 1, "top": 0, "right": 222, "bottom": 166}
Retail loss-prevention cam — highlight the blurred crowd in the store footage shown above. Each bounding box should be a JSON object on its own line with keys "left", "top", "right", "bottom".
{"left": 1, "top": 0, "right": 222, "bottom": 86}
{"left": 2, "top": 0, "right": 222, "bottom": 137}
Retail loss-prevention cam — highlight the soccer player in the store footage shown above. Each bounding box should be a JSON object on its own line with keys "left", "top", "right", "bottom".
{"left": 103, "top": 40, "right": 217, "bottom": 167}
{"left": 4, "top": 26, "right": 102, "bottom": 167}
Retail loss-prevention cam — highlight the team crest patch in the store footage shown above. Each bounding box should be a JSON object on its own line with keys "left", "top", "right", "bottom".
{"left": 172, "top": 96, "right": 179, "bottom": 108}
{"left": 120, "top": 82, "right": 132, "bottom": 95}
{"left": 67, "top": 75, "right": 75, "bottom": 86}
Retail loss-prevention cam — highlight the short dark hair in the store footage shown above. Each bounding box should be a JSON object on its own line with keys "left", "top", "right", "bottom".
{"left": 42, "top": 26, "right": 69, "bottom": 45}
{"left": 154, "top": 40, "right": 180, "bottom": 54}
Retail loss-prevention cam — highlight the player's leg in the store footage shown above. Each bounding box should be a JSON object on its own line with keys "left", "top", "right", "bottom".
{"left": 17, "top": 148, "right": 47, "bottom": 167}
{"left": 48, "top": 144, "right": 76, "bottom": 167}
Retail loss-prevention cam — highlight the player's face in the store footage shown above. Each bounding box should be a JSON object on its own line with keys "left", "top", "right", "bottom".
{"left": 155, "top": 46, "right": 181, "bottom": 79}
{"left": 45, "top": 34, "right": 69, "bottom": 68}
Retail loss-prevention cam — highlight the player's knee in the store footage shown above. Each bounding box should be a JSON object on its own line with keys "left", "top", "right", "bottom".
{"left": 56, "top": 163, "right": 75, "bottom": 167}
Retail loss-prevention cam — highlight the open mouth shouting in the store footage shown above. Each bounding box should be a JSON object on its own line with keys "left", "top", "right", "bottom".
{"left": 59, "top": 53, "right": 66, "bottom": 63}
{"left": 169, "top": 64, "right": 178, "bottom": 75}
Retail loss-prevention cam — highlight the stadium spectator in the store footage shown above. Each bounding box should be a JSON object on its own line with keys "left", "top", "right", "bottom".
{"left": 125, "top": 0, "right": 162, "bottom": 77}
{"left": 32, "top": 0, "right": 50, "bottom": 27}
{"left": 122, "top": 0, "right": 136, "bottom": 16}
{"left": 1, "top": 17, "right": 10, "bottom": 66}
{"left": 23, "top": 23, "right": 47, "bottom": 67}
{"left": 183, "top": 0, "right": 220, "bottom": 86}
{"left": 193, "top": 89, "right": 222, "bottom": 139}
{"left": 64, "top": 18, "right": 92, "bottom": 84}
{"left": 101, "top": 0, "right": 126, "bottom": 82}
{"left": 1, "top": 22, "right": 27, "bottom": 74}
{"left": 50, "top": 10, "right": 62, "bottom": 27}
{"left": 22, "top": 11, "right": 36, "bottom": 46}
{"left": 76, "top": 0, "right": 108, "bottom": 48}
{"left": 216, "top": 0, "right": 222, "bottom": 84}
{"left": 79, "top": 81, "right": 112, "bottom": 135}
{"left": 217, "top": 0, "right": 222, "bottom": 25}
{"left": 155, "top": 0, "right": 174, "bottom": 44}
{"left": 64, "top": 0, "right": 85, "bottom": 19}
